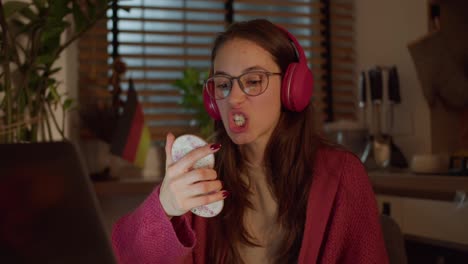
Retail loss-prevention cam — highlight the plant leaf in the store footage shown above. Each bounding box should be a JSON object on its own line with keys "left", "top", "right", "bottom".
{"left": 19, "top": 6, "right": 38, "bottom": 21}
{"left": 63, "top": 98, "right": 74, "bottom": 110}
{"left": 47, "top": 85, "right": 60, "bottom": 103}
{"left": 32, "top": 0, "right": 46, "bottom": 9}
{"left": 40, "top": 23, "right": 66, "bottom": 45}
{"left": 72, "top": 2, "right": 87, "bottom": 33}
{"left": 3, "top": 1, "right": 30, "bottom": 18}
{"left": 49, "top": 67, "right": 62, "bottom": 75}
{"left": 49, "top": 0, "right": 71, "bottom": 20}
{"left": 36, "top": 54, "right": 55, "bottom": 65}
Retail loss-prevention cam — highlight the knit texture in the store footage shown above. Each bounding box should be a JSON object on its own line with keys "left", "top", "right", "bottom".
{"left": 111, "top": 147, "right": 389, "bottom": 264}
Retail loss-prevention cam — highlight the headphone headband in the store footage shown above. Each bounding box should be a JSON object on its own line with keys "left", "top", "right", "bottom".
{"left": 275, "top": 24, "right": 308, "bottom": 64}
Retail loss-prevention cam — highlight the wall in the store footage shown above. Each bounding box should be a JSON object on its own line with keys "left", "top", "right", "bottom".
{"left": 355, "top": 0, "right": 432, "bottom": 159}
{"left": 54, "top": 40, "right": 79, "bottom": 141}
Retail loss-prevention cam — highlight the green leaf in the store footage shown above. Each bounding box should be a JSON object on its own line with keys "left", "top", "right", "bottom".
{"left": 46, "top": 78, "right": 57, "bottom": 87}
{"left": 32, "top": 0, "right": 46, "bottom": 9}
{"left": 63, "top": 98, "right": 74, "bottom": 110}
{"left": 3, "top": 1, "right": 30, "bottom": 18}
{"left": 49, "top": 67, "right": 62, "bottom": 75}
{"left": 49, "top": 0, "right": 71, "bottom": 20}
{"left": 47, "top": 85, "right": 60, "bottom": 103}
{"left": 36, "top": 54, "right": 55, "bottom": 65}
{"left": 10, "top": 18, "right": 26, "bottom": 31}
{"left": 19, "top": 6, "right": 38, "bottom": 21}
{"left": 72, "top": 2, "right": 87, "bottom": 33}
{"left": 40, "top": 24, "right": 66, "bottom": 44}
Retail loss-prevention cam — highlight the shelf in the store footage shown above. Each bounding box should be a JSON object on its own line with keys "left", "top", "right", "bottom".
{"left": 369, "top": 170, "right": 468, "bottom": 202}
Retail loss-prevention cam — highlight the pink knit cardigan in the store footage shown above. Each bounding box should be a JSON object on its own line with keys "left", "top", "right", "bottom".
{"left": 112, "top": 147, "right": 389, "bottom": 263}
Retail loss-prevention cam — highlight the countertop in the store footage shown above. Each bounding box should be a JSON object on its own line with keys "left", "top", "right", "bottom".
{"left": 368, "top": 169, "right": 468, "bottom": 202}
{"left": 93, "top": 170, "right": 468, "bottom": 202}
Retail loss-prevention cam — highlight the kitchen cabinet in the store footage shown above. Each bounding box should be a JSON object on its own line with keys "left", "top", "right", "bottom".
{"left": 370, "top": 170, "right": 468, "bottom": 262}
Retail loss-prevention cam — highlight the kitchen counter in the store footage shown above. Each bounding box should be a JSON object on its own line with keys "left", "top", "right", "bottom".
{"left": 93, "top": 170, "right": 468, "bottom": 203}
{"left": 368, "top": 169, "right": 468, "bottom": 202}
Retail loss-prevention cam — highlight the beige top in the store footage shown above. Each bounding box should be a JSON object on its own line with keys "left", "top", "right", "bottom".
{"left": 237, "top": 164, "right": 283, "bottom": 263}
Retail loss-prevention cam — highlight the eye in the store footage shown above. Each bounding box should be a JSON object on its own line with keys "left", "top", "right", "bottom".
{"left": 246, "top": 79, "right": 262, "bottom": 86}
{"left": 214, "top": 78, "right": 230, "bottom": 90}
{"left": 243, "top": 73, "right": 264, "bottom": 88}
{"left": 216, "top": 82, "right": 229, "bottom": 89}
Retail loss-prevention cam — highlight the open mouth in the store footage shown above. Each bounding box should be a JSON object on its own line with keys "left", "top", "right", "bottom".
{"left": 233, "top": 113, "right": 246, "bottom": 127}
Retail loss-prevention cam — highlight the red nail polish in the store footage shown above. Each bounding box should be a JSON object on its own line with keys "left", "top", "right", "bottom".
{"left": 222, "top": 191, "right": 229, "bottom": 198}
{"left": 210, "top": 143, "right": 221, "bottom": 151}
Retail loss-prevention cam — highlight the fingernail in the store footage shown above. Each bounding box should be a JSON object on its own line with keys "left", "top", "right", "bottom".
{"left": 222, "top": 190, "right": 229, "bottom": 198}
{"left": 210, "top": 143, "right": 221, "bottom": 151}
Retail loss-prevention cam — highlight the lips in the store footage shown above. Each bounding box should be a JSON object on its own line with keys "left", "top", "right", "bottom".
{"left": 228, "top": 110, "right": 248, "bottom": 133}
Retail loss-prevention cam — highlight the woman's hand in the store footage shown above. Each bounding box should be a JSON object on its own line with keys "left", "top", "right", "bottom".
{"left": 159, "top": 133, "right": 226, "bottom": 218}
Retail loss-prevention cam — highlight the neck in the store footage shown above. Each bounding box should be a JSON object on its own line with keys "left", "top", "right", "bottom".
{"left": 242, "top": 140, "right": 266, "bottom": 167}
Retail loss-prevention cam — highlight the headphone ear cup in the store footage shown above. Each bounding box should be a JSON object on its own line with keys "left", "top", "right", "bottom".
{"left": 281, "top": 62, "right": 314, "bottom": 112}
{"left": 203, "top": 84, "right": 221, "bottom": 120}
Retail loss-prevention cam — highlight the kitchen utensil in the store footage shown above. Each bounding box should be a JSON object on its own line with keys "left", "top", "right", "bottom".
{"left": 369, "top": 67, "right": 391, "bottom": 168}
{"left": 387, "top": 66, "right": 401, "bottom": 134}
{"left": 358, "top": 71, "right": 372, "bottom": 163}
{"left": 387, "top": 66, "right": 408, "bottom": 168}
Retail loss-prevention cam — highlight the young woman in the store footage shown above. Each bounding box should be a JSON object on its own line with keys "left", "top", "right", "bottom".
{"left": 112, "top": 19, "right": 388, "bottom": 264}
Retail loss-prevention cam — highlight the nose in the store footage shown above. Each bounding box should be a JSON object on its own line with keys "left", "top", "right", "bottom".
{"left": 227, "top": 79, "right": 246, "bottom": 106}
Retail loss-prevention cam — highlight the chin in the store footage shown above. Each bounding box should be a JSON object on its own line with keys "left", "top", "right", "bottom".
{"left": 227, "top": 133, "right": 250, "bottom": 145}
{"left": 225, "top": 131, "right": 254, "bottom": 145}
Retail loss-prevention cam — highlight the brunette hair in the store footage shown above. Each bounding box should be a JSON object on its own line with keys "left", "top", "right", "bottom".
{"left": 207, "top": 19, "right": 323, "bottom": 263}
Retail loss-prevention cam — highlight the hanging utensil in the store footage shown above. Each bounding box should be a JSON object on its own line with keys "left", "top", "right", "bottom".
{"left": 388, "top": 66, "right": 401, "bottom": 135}
{"left": 359, "top": 71, "right": 372, "bottom": 163}
{"left": 369, "top": 67, "right": 391, "bottom": 168}
{"left": 387, "top": 66, "right": 408, "bottom": 168}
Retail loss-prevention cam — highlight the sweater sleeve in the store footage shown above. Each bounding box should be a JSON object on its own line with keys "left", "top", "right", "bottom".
{"left": 111, "top": 185, "right": 196, "bottom": 264}
{"left": 321, "top": 153, "right": 389, "bottom": 264}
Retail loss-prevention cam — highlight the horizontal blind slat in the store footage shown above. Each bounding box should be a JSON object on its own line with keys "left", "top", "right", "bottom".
{"left": 118, "top": 29, "right": 217, "bottom": 37}
{"left": 122, "top": 5, "right": 227, "bottom": 13}
{"left": 236, "top": 10, "right": 324, "bottom": 19}
{"left": 119, "top": 17, "right": 228, "bottom": 26}
{"left": 235, "top": 0, "right": 322, "bottom": 8}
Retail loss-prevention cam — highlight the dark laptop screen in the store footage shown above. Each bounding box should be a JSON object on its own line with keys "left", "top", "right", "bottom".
{"left": 0, "top": 142, "right": 116, "bottom": 264}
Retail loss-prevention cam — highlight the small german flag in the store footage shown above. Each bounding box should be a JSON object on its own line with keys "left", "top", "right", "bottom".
{"left": 110, "top": 79, "right": 151, "bottom": 168}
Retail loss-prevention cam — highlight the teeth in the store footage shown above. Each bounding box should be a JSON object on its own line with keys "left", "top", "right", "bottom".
{"left": 233, "top": 114, "right": 246, "bottom": 127}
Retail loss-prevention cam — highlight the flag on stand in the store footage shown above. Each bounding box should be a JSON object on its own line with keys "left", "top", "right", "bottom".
{"left": 110, "top": 79, "right": 151, "bottom": 168}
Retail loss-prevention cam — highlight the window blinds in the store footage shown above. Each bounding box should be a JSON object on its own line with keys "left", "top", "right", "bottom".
{"left": 113, "top": 0, "right": 226, "bottom": 141}
{"left": 233, "top": 0, "right": 328, "bottom": 122}
{"left": 329, "top": 0, "right": 356, "bottom": 121}
{"left": 78, "top": 0, "right": 356, "bottom": 142}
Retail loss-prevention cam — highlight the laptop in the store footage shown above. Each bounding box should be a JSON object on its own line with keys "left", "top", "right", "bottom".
{"left": 0, "top": 141, "right": 117, "bottom": 264}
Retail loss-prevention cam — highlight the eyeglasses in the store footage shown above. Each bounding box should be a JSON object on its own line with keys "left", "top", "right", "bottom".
{"left": 204, "top": 71, "right": 281, "bottom": 100}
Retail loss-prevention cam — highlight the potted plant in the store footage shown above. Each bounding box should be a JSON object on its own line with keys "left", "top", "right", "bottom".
{"left": 173, "top": 67, "right": 214, "bottom": 139}
{"left": 0, "top": 0, "right": 112, "bottom": 143}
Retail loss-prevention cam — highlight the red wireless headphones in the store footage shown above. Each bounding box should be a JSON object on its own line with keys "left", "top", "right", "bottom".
{"left": 202, "top": 24, "right": 314, "bottom": 120}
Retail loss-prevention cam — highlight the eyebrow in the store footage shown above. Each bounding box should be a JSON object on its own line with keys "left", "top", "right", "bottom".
{"left": 214, "top": 66, "right": 269, "bottom": 76}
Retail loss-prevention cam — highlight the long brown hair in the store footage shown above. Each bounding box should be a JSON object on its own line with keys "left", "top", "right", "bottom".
{"left": 207, "top": 19, "right": 323, "bottom": 264}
